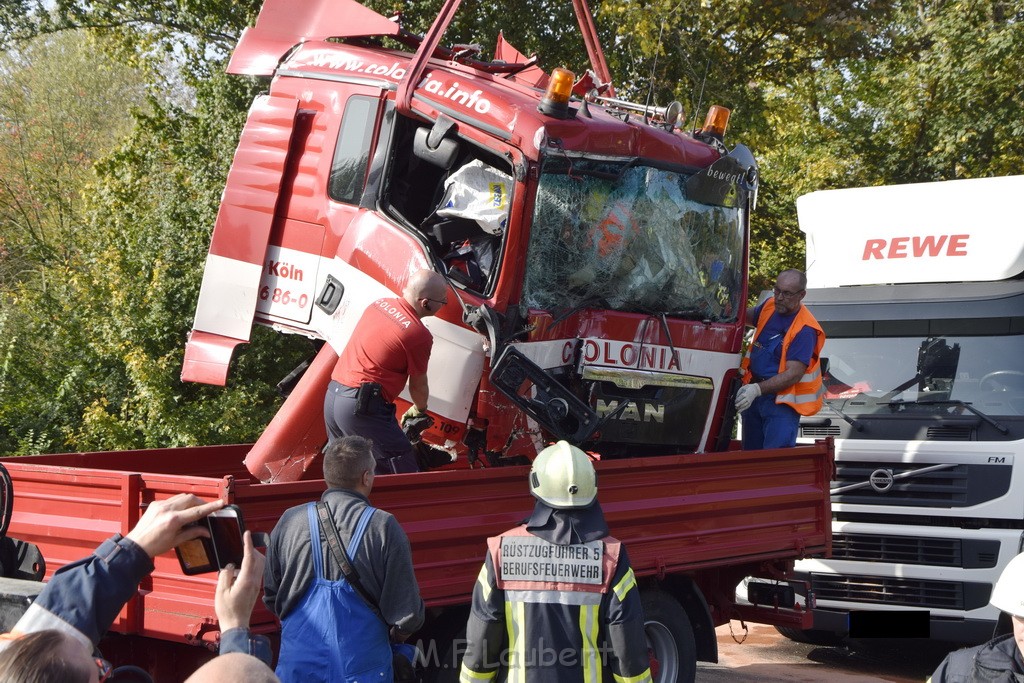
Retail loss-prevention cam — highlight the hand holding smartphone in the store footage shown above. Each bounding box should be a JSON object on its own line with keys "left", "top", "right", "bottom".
{"left": 175, "top": 504, "right": 246, "bottom": 575}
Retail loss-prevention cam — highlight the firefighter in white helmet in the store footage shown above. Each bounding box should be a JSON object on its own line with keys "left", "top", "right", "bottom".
{"left": 929, "top": 552, "right": 1024, "bottom": 681}
{"left": 459, "top": 441, "right": 653, "bottom": 683}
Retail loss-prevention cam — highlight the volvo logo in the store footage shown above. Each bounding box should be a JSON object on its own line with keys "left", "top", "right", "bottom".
{"left": 869, "top": 468, "right": 895, "bottom": 493}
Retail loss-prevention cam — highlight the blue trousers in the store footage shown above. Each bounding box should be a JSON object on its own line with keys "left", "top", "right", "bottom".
{"left": 324, "top": 381, "right": 419, "bottom": 474}
{"left": 740, "top": 394, "right": 800, "bottom": 450}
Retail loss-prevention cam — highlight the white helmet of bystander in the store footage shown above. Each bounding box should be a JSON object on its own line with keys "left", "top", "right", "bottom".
{"left": 990, "top": 552, "right": 1024, "bottom": 617}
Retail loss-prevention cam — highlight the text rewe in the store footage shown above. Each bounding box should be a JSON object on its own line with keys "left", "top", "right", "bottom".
{"left": 862, "top": 234, "right": 969, "bottom": 260}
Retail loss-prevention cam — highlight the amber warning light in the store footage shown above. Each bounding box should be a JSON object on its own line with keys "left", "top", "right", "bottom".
{"left": 539, "top": 67, "right": 575, "bottom": 119}
{"left": 701, "top": 105, "right": 731, "bottom": 140}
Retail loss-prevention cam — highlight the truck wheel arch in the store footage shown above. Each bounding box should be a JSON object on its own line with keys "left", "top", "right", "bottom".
{"left": 639, "top": 586, "right": 698, "bottom": 683}
{"left": 642, "top": 576, "right": 717, "bottom": 664}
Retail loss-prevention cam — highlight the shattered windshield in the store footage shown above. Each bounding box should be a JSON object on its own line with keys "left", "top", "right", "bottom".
{"left": 822, "top": 334, "right": 1024, "bottom": 416}
{"left": 520, "top": 155, "right": 745, "bottom": 321}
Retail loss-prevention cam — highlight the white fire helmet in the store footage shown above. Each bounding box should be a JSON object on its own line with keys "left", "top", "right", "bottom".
{"left": 991, "top": 552, "right": 1024, "bottom": 617}
{"left": 529, "top": 441, "right": 597, "bottom": 509}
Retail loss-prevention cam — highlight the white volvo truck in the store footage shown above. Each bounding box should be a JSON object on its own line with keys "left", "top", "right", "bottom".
{"left": 788, "top": 175, "right": 1024, "bottom": 644}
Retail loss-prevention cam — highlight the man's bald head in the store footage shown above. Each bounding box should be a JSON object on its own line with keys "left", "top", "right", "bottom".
{"left": 185, "top": 653, "right": 280, "bottom": 683}
{"left": 404, "top": 269, "right": 448, "bottom": 318}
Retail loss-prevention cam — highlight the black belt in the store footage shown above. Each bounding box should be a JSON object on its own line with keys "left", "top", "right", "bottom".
{"left": 751, "top": 375, "right": 771, "bottom": 383}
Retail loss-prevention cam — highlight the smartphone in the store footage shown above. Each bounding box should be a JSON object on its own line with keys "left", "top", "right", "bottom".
{"left": 175, "top": 504, "right": 246, "bottom": 575}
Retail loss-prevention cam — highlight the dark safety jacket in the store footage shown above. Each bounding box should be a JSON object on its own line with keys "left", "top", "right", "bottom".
{"left": 928, "top": 633, "right": 1024, "bottom": 682}
{"left": 459, "top": 524, "right": 653, "bottom": 683}
{"left": 740, "top": 298, "right": 825, "bottom": 416}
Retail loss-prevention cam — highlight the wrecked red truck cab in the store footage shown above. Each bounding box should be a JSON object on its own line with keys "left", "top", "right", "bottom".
{"left": 184, "top": 0, "right": 760, "bottom": 475}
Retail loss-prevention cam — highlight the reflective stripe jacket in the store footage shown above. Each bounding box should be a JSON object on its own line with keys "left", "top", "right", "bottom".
{"left": 740, "top": 298, "right": 826, "bottom": 416}
{"left": 460, "top": 525, "right": 653, "bottom": 683}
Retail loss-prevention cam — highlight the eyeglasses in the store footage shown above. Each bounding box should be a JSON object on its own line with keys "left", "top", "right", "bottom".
{"left": 95, "top": 658, "right": 113, "bottom": 682}
{"left": 773, "top": 286, "right": 804, "bottom": 299}
{"left": 423, "top": 297, "right": 447, "bottom": 307}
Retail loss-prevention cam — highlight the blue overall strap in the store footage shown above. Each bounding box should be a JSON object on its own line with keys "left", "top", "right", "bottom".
{"left": 305, "top": 502, "right": 324, "bottom": 580}
{"left": 346, "top": 506, "right": 377, "bottom": 563}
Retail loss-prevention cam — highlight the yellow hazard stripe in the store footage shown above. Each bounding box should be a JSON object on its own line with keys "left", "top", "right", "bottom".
{"left": 476, "top": 563, "right": 491, "bottom": 602}
{"left": 613, "top": 567, "right": 637, "bottom": 602}
{"left": 614, "top": 668, "right": 654, "bottom": 683}
{"left": 505, "top": 599, "right": 526, "bottom": 683}
{"left": 580, "top": 603, "right": 601, "bottom": 683}
{"left": 460, "top": 666, "right": 496, "bottom": 682}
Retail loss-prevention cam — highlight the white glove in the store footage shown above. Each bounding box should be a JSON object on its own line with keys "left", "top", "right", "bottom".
{"left": 735, "top": 383, "right": 761, "bottom": 412}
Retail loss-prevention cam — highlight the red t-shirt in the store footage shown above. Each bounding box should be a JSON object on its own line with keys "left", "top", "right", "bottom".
{"left": 332, "top": 297, "right": 433, "bottom": 402}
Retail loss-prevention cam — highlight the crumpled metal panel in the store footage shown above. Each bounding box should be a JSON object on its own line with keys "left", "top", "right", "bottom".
{"left": 227, "top": 0, "right": 401, "bottom": 76}
{"left": 180, "top": 330, "right": 243, "bottom": 386}
{"left": 184, "top": 93, "right": 299, "bottom": 383}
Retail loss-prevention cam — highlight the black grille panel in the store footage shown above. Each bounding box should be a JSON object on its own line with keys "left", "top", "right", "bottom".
{"left": 832, "top": 534, "right": 960, "bottom": 565}
{"left": 926, "top": 426, "right": 973, "bottom": 440}
{"left": 811, "top": 573, "right": 990, "bottom": 610}
{"left": 830, "top": 534, "right": 1000, "bottom": 568}
{"left": 832, "top": 461, "right": 1011, "bottom": 507}
{"left": 802, "top": 425, "right": 840, "bottom": 438}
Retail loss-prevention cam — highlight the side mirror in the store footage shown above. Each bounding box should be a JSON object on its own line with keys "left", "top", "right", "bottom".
{"left": 413, "top": 117, "right": 460, "bottom": 169}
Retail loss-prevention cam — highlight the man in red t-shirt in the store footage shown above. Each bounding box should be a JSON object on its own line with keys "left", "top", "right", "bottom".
{"left": 324, "top": 269, "right": 448, "bottom": 473}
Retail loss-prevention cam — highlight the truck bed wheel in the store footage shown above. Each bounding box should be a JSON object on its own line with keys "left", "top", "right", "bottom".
{"left": 641, "top": 589, "right": 697, "bottom": 683}
{"left": 775, "top": 625, "right": 844, "bottom": 646}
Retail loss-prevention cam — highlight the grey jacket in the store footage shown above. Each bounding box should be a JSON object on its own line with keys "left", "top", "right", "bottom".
{"left": 263, "top": 488, "right": 425, "bottom": 634}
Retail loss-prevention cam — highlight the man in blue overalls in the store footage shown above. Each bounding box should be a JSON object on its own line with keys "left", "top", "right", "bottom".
{"left": 736, "top": 269, "right": 825, "bottom": 449}
{"left": 264, "top": 436, "right": 424, "bottom": 682}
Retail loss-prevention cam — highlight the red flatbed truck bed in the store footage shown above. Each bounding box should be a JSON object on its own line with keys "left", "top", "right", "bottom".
{"left": 0, "top": 439, "right": 831, "bottom": 680}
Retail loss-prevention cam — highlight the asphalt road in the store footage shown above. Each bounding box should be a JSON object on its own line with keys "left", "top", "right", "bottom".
{"left": 696, "top": 622, "right": 965, "bottom": 682}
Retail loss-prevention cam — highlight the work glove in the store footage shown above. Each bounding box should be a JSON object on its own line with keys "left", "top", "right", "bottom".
{"left": 401, "top": 406, "right": 434, "bottom": 443}
{"left": 401, "top": 405, "right": 424, "bottom": 423}
{"left": 734, "top": 383, "right": 761, "bottom": 412}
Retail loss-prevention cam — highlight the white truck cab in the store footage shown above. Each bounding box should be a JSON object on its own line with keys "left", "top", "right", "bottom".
{"left": 791, "top": 175, "right": 1024, "bottom": 643}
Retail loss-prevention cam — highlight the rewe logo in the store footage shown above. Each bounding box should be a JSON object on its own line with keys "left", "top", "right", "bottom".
{"left": 862, "top": 234, "right": 969, "bottom": 260}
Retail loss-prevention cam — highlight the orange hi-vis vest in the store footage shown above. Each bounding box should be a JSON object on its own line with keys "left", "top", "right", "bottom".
{"left": 740, "top": 298, "right": 826, "bottom": 416}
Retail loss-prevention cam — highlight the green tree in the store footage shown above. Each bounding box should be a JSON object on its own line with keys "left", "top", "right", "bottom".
{"left": 0, "top": 30, "right": 151, "bottom": 453}
{"left": 0, "top": 30, "right": 148, "bottom": 289}
{"left": 59, "top": 70, "right": 311, "bottom": 451}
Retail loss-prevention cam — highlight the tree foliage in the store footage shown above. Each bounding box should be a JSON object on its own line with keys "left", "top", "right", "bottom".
{"left": 0, "top": 26, "right": 308, "bottom": 454}
{"left": 0, "top": 30, "right": 151, "bottom": 453}
{"left": 1, "top": 0, "right": 1022, "bottom": 454}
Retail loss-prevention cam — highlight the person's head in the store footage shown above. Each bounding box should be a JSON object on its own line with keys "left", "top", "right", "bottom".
{"left": 772, "top": 269, "right": 807, "bottom": 316}
{"left": 323, "top": 436, "right": 376, "bottom": 493}
{"left": 529, "top": 441, "right": 597, "bottom": 510}
{"left": 403, "top": 269, "right": 448, "bottom": 318}
{"left": 0, "top": 630, "right": 96, "bottom": 683}
{"left": 991, "top": 552, "right": 1024, "bottom": 655}
{"left": 184, "top": 653, "right": 279, "bottom": 683}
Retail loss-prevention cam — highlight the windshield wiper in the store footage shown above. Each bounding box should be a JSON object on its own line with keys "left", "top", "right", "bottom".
{"left": 880, "top": 375, "right": 921, "bottom": 402}
{"left": 659, "top": 312, "right": 678, "bottom": 363}
{"left": 823, "top": 399, "right": 865, "bottom": 432}
{"left": 887, "top": 398, "right": 1010, "bottom": 435}
{"left": 665, "top": 308, "right": 711, "bottom": 320}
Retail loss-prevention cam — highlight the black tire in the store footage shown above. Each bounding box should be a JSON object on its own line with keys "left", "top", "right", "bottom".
{"left": 641, "top": 589, "right": 697, "bottom": 683}
{"left": 775, "top": 625, "right": 845, "bottom": 646}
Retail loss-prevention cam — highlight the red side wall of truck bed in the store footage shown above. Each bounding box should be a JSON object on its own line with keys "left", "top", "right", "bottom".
{"left": 0, "top": 441, "right": 832, "bottom": 647}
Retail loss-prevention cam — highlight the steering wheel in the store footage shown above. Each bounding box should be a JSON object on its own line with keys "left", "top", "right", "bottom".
{"left": 980, "top": 370, "right": 1024, "bottom": 392}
